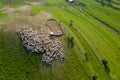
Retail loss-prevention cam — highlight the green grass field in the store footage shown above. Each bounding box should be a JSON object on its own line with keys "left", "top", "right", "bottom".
{"left": 0, "top": 0, "right": 120, "bottom": 80}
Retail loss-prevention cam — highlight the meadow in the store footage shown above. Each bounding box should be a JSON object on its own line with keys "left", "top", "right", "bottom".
{"left": 0, "top": 0, "right": 120, "bottom": 80}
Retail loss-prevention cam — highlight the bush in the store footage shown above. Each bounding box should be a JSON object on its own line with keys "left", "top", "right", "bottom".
{"left": 92, "top": 74, "right": 97, "bottom": 80}
{"left": 102, "top": 59, "right": 110, "bottom": 74}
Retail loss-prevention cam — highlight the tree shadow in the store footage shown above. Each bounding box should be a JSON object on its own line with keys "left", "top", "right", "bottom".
{"left": 67, "top": 36, "right": 74, "bottom": 48}
{"left": 102, "top": 59, "right": 110, "bottom": 74}
{"left": 84, "top": 52, "right": 89, "bottom": 62}
{"left": 95, "top": 0, "right": 105, "bottom": 6}
{"left": 92, "top": 74, "right": 97, "bottom": 80}
{"left": 112, "top": 0, "right": 120, "bottom": 5}
{"left": 95, "top": 0, "right": 120, "bottom": 11}
{"left": 69, "top": 20, "right": 73, "bottom": 27}
{"left": 42, "top": 61, "right": 52, "bottom": 68}
{"left": 66, "top": 0, "right": 86, "bottom": 11}
{"left": 84, "top": 10, "right": 120, "bottom": 35}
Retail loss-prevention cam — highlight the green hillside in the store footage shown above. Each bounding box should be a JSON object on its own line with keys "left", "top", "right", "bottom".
{"left": 0, "top": 0, "right": 120, "bottom": 80}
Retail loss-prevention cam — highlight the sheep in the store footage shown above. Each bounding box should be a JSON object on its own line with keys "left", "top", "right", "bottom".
{"left": 17, "top": 27, "right": 64, "bottom": 67}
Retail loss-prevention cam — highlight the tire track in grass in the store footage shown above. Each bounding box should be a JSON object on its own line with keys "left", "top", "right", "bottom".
{"left": 72, "top": 23, "right": 114, "bottom": 80}
{"left": 59, "top": 18, "right": 90, "bottom": 80}
{"left": 63, "top": 5, "right": 116, "bottom": 80}
{"left": 63, "top": 26, "right": 96, "bottom": 80}
{"left": 84, "top": 10, "right": 120, "bottom": 35}
{"left": 51, "top": 7, "right": 94, "bottom": 80}
{"left": 43, "top": 3, "right": 119, "bottom": 79}
{"left": 63, "top": 1, "right": 119, "bottom": 79}
{"left": 74, "top": 20, "right": 120, "bottom": 79}
{"left": 52, "top": 7, "right": 112, "bottom": 80}
{"left": 69, "top": 2, "right": 120, "bottom": 35}
{"left": 34, "top": 1, "right": 119, "bottom": 79}
{"left": 67, "top": 6, "right": 120, "bottom": 79}
{"left": 69, "top": 25, "right": 112, "bottom": 80}
{"left": 77, "top": 10, "right": 119, "bottom": 80}
{"left": 30, "top": 6, "right": 87, "bottom": 80}
{"left": 67, "top": 4, "right": 120, "bottom": 67}
{"left": 65, "top": 2, "right": 105, "bottom": 65}
{"left": 39, "top": 5, "right": 90, "bottom": 79}
{"left": 112, "top": 0, "right": 120, "bottom": 5}
{"left": 59, "top": 27, "right": 90, "bottom": 79}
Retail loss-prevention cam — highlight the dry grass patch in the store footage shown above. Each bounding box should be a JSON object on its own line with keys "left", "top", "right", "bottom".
{"left": 16, "top": 5, "right": 31, "bottom": 13}
{"left": 0, "top": 5, "right": 15, "bottom": 15}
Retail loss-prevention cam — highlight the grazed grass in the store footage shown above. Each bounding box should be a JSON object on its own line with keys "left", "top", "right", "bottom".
{"left": 10, "top": 2, "right": 27, "bottom": 8}
{"left": 34, "top": 1, "right": 120, "bottom": 79}
{"left": 83, "top": 0, "right": 120, "bottom": 31}
{"left": 0, "top": 2, "right": 4, "bottom": 8}
{"left": 31, "top": 6, "right": 42, "bottom": 14}
{"left": 0, "top": 0, "right": 120, "bottom": 80}
{"left": 0, "top": 12, "right": 8, "bottom": 19}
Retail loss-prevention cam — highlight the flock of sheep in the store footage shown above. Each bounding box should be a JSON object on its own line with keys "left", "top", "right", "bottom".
{"left": 16, "top": 27, "right": 64, "bottom": 67}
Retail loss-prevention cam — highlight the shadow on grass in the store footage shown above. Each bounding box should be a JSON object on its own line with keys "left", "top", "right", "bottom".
{"left": 67, "top": 36, "right": 74, "bottom": 49}
{"left": 67, "top": 0, "right": 86, "bottom": 11}
{"left": 0, "top": 0, "right": 25, "bottom": 4}
{"left": 84, "top": 10, "right": 120, "bottom": 35}
{"left": 102, "top": 59, "right": 110, "bottom": 74}
{"left": 19, "top": 36, "right": 53, "bottom": 68}
{"left": 95, "top": 0, "right": 120, "bottom": 11}
{"left": 112, "top": 0, "right": 120, "bottom": 5}
{"left": 0, "top": 0, "right": 46, "bottom": 4}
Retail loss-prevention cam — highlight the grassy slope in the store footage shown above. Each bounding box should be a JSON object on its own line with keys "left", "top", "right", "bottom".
{"left": 31, "top": 0, "right": 120, "bottom": 79}
{"left": 0, "top": 0, "right": 120, "bottom": 80}
{"left": 83, "top": 0, "right": 120, "bottom": 33}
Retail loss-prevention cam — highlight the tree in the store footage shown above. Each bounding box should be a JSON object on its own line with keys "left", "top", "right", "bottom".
{"left": 102, "top": 59, "right": 110, "bottom": 74}
{"left": 69, "top": 20, "right": 73, "bottom": 27}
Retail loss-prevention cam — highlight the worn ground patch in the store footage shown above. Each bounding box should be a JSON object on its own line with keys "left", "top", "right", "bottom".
{"left": 16, "top": 5, "right": 31, "bottom": 13}
{"left": 30, "top": 1, "right": 45, "bottom": 6}
{"left": 0, "top": 5, "right": 15, "bottom": 15}
{"left": 0, "top": 3, "right": 62, "bottom": 36}
{"left": 1, "top": 10, "right": 53, "bottom": 34}
{"left": 28, "top": 11, "right": 53, "bottom": 34}
{"left": 46, "top": 21, "right": 62, "bottom": 34}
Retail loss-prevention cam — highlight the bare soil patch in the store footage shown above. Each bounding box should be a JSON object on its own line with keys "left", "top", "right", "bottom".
{"left": 47, "top": 21, "right": 61, "bottom": 33}
{"left": 1, "top": 8, "right": 63, "bottom": 37}
{"left": 39, "top": 11, "right": 52, "bottom": 21}
{"left": 28, "top": 11, "right": 53, "bottom": 34}
{"left": 5, "top": 11, "right": 52, "bottom": 33}
{"left": 0, "top": 5, "right": 15, "bottom": 15}
{"left": 31, "top": 1, "right": 45, "bottom": 6}
{"left": 29, "top": 11, "right": 52, "bottom": 21}
{"left": 16, "top": 5, "right": 31, "bottom": 13}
